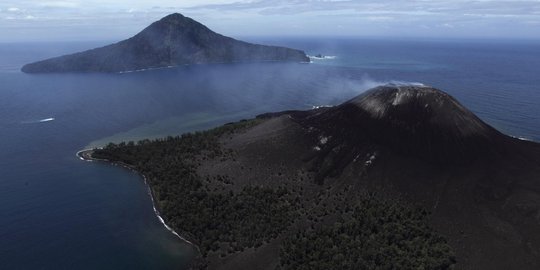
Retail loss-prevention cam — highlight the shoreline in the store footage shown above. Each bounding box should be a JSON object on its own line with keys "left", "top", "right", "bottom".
{"left": 116, "top": 59, "right": 311, "bottom": 74}
{"left": 76, "top": 149, "right": 200, "bottom": 252}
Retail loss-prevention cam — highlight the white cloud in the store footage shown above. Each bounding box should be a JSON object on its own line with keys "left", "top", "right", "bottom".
{"left": 0, "top": 0, "right": 539, "bottom": 41}
{"left": 365, "top": 16, "right": 394, "bottom": 21}
{"left": 38, "top": 1, "right": 79, "bottom": 8}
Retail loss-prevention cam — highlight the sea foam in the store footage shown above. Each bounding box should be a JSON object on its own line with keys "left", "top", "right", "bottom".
{"left": 21, "top": 117, "right": 55, "bottom": 124}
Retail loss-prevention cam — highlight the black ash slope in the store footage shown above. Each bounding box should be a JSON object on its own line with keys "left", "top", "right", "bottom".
{"left": 291, "top": 85, "right": 509, "bottom": 176}
{"left": 280, "top": 85, "right": 540, "bottom": 269}
{"left": 89, "top": 85, "right": 540, "bottom": 269}
{"left": 22, "top": 13, "right": 309, "bottom": 73}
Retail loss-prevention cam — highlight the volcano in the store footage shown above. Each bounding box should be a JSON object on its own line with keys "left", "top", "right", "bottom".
{"left": 281, "top": 85, "right": 510, "bottom": 181}
{"left": 256, "top": 85, "right": 540, "bottom": 269}
{"left": 21, "top": 13, "right": 309, "bottom": 73}
{"left": 87, "top": 85, "right": 540, "bottom": 270}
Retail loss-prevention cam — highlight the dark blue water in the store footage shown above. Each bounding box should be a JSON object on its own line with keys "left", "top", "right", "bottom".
{"left": 1, "top": 38, "right": 539, "bottom": 269}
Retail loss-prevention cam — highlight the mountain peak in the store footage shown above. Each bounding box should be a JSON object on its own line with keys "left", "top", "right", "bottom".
{"left": 347, "top": 84, "right": 491, "bottom": 138}
{"left": 161, "top": 13, "right": 185, "bottom": 21}
{"left": 152, "top": 13, "right": 197, "bottom": 27}
{"left": 295, "top": 85, "right": 504, "bottom": 166}
{"left": 21, "top": 13, "right": 309, "bottom": 73}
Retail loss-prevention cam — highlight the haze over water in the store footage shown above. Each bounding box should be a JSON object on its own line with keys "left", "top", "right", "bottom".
{"left": 1, "top": 38, "right": 539, "bottom": 269}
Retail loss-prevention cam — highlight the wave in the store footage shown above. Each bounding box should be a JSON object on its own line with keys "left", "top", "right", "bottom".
{"left": 76, "top": 149, "right": 199, "bottom": 250}
{"left": 308, "top": 55, "right": 337, "bottom": 60}
{"left": 21, "top": 117, "right": 55, "bottom": 124}
{"left": 118, "top": 65, "right": 176, "bottom": 74}
{"left": 310, "top": 104, "right": 334, "bottom": 109}
{"left": 511, "top": 135, "right": 532, "bottom": 141}
{"left": 144, "top": 175, "right": 198, "bottom": 248}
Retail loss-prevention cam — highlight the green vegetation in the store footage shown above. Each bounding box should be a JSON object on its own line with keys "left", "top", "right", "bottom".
{"left": 93, "top": 120, "right": 295, "bottom": 257}
{"left": 92, "top": 119, "right": 455, "bottom": 269}
{"left": 22, "top": 13, "right": 309, "bottom": 73}
{"left": 278, "top": 194, "right": 456, "bottom": 270}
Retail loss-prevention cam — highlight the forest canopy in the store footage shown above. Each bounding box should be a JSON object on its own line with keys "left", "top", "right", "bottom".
{"left": 91, "top": 119, "right": 455, "bottom": 269}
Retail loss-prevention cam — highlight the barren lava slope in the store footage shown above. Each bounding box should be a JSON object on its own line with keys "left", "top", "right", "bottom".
{"left": 90, "top": 85, "right": 540, "bottom": 270}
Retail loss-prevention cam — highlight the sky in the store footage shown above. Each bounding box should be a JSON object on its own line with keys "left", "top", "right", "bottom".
{"left": 0, "top": 0, "right": 539, "bottom": 42}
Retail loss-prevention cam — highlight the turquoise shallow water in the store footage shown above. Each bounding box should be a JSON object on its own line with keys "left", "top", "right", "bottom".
{"left": 0, "top": 38, "right": 539, "bottom": 269}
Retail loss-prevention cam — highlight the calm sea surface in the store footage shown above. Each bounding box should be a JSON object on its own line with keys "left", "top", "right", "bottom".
{"left": 1, "top": 38, "right": 539, "bottom": 269}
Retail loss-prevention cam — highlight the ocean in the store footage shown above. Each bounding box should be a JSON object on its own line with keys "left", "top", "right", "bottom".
{"left": 0, "top": 38, "right": 539, "bottom": 269}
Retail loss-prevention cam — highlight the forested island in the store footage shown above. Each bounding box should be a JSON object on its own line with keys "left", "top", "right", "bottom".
{"left": 22, "top": 13, "right": 309, "bottom": 73}
{"left": 82, "top": 119, "right": 454, "bottom": 270}
{"left": 81, "top": 85, "right": 540, "bottom": 269}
